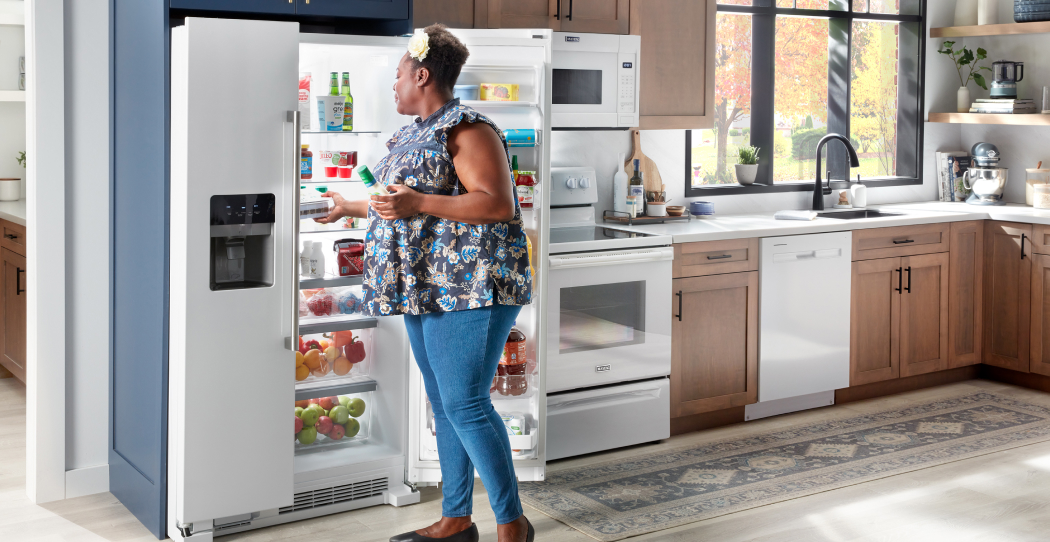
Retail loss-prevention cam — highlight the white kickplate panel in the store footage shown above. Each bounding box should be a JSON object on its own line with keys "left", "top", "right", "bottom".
{"left": 745, "top": 390, "right": 836, "bottom": 421}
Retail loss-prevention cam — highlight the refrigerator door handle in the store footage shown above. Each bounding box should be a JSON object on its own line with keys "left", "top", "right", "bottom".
{"left": 287, "top": 109, "right": 300, "bottom": 350}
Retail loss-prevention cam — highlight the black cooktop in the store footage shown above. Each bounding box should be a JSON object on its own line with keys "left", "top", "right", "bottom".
{"left": 549, "top": 226, "right": 658, "bottom": 244}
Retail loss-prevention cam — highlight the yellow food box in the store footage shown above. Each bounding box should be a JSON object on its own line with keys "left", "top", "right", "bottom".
{"left": 480, "top": 83, "right": 519, "bottom": 102}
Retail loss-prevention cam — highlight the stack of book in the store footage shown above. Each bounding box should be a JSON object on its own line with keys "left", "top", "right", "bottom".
{"left": 936, "top": 151, "right": 970, "bottom": 202}
{"left": 969, "top": 99, "right": 1039, "bottom": 114}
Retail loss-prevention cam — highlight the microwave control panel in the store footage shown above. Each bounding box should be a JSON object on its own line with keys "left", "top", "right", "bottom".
{"left": 617, "top": 52, "right": 638, "bottom": 126}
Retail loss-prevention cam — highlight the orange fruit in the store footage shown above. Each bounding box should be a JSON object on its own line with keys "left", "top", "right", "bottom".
{"left": 333, "top": 357, "right": 352, "bottom": 376}
{"left": 295, "top": 351, "right": 304, "bottom": 367}
{"left": 319, "top": 339, "right": 331, "bottom": 350}
{"left": 295, "top": 365, "right": 310, "bottom": 381}
{"left": 303, "top": 349, "right": 322, "bottom": 370}
{"left": 295, "top": 400, "right": 311, "bottom": 408}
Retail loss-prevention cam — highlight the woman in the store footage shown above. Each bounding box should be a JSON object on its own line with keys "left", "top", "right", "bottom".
{"left": 315, "top": 24, "right": 535, "bottom": 542}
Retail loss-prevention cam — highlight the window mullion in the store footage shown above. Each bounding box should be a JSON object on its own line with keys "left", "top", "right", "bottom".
{"left": 751, "top": 11, "right": 777, "bottom": 186}
{"left": 826, "top": 16, "right": 852, "bottom": 184}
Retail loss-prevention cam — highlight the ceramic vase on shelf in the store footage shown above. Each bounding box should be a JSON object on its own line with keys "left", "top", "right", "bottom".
{"left": 958, "top": 86, "right": 971, "bottom": 113}
{"left": 978, "top": 0, "right": 996, "bottom": 25}
{"left": 735, "top": 164, "right": 758, "bottom": 185}
{"left": 955, "top": 0, "right": 978, "bottom": 26}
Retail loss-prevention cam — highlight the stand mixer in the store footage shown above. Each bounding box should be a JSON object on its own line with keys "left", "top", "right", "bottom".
{"left": 964, "top": 142, "right": 1008, "bottom": 206}
{"left": 991, "top": 60, "right": 1024, "bottom": 99}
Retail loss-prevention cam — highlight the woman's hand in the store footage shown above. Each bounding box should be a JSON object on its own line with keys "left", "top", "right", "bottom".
{"left": 370, "top": 185, "right": 423, "bottom": 220}
{"left": 314, "top": 192, "right": 368, "bottom": 224}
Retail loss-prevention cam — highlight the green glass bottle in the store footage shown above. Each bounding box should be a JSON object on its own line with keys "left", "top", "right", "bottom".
{"left": 341, "top": 72, "right": 354, "bottom": 132}
{"left": 329, "top": 72, "right": 339, "bottom": 96}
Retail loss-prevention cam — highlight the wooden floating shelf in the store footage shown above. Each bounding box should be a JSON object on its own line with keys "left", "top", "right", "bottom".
{"left": 930, "top": 21, "right": 1050, "bottom": 38}
{"left": 929, "top": 113, "right": 1050, "bottom": 126}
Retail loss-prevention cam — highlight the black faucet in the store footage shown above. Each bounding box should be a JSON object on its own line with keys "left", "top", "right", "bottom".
{"left": 812, "top": 133, "right": 860, "bottom": 211}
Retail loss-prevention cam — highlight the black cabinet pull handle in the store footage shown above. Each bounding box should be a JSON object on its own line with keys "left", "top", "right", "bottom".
{"left": 16, "top": 266, "right": 23, "bottom": 295}
{"left": 555, "top": 0, "right": 560, "bottom": 20}
{"left": 567, "top": 0, "right": 573, "bottom": 20}
{"left": 1022, "top": 234, "right": 1028, "bottom": 260}
{"left": 3, "top": 234, "right": 16, "bottom": 240}
{"left": 707, "top": 254, "right": 732, "bottom": 260}
{"left": 905, "top": 266, "right": 912, "bottom": 293}
{"left": 892, "top": 239, "right": 914, "bottom": 245}
{"left": 896, "top": 267, "right": 902, "bottom": 293}
{"left": 675, "top": 291, "right": 682, "bottom": 321}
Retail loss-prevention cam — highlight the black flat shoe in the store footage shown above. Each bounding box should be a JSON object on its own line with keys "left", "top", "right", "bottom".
{"left": 525, "top": 518, "right": 535, "bottom": 542}
{"left": 389, "top": 523, "right": 479, "bottom": 542}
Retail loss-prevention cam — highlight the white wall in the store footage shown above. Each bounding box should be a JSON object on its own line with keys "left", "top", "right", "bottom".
{"left": 0, "top": 11, "right": 26, "bottom": 183}
{"left": 553, "top": 1, "right": 959, "bottom": 217}
{"left": 62, "top": 0, "right": 110, "bottom": 496}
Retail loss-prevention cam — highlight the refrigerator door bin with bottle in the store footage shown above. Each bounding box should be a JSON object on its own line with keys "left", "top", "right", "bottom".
{"left": 162, "top": 19, "right": 551, "bottom": 541}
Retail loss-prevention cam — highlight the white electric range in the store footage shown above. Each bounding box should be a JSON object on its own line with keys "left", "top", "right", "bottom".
{"left": 544, "top": 166, "right": 673, "bottom": 460}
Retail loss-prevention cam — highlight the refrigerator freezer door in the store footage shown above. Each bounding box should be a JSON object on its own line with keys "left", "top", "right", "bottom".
{"left": 169, "top": 18, "right": 299, "bottom": 528}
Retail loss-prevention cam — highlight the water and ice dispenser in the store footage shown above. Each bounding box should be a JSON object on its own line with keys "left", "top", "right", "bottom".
{"left": 210, "top": 193, "right": 276, "bottom": 290}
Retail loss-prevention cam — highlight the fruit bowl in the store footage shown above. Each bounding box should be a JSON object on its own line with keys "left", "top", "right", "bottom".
{"left": 294, "top": 391, "right": 372, "bottom": 452}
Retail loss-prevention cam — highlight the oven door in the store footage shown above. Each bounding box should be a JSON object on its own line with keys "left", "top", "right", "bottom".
{"left": 546, "top": 246, "right": 673, "bottom": 393}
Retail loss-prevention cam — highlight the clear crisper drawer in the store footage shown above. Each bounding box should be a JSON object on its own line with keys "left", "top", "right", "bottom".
{"left": 295, "top": 328, "right": 372, "bottom": 383}
{"left": 294, "top": 390, "right": 373, "bottom": 452}
{"left": 300, "top": 286, "right": 366, "bottom": 320}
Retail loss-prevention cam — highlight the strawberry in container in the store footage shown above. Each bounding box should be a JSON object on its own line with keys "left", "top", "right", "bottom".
{"left": 306, "top": 289, "right": 334, "bottom": 316}
{"left": 333, "top": 238, "right": 364, "bottom": 276}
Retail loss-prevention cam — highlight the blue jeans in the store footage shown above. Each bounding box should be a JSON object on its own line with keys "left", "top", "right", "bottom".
{"left": 404, "top": 304, "right": 524, "bottom": 525}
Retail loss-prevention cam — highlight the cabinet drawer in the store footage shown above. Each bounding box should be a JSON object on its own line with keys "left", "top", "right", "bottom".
{"left": 852, "top": 223, "right": 950, "bottom": 261}
{"left": 0, "top": 220, "right": 25, "bottom": 257}
{"left": 673, "top": 238, "right": 758, "bottom": 278}
{"left": 1032, "top": 224, "right": 1050, "bottom": 256}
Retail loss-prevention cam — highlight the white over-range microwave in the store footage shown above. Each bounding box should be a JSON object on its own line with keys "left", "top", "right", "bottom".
{"left": 551, "top": 32, "right": 640, "bottom": 129}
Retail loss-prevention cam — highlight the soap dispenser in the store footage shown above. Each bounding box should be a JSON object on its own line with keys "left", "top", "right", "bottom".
{"left": 850, "top": 174, "right": 867, "bottom": 208}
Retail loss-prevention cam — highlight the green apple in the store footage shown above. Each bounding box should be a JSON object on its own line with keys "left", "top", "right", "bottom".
{"left": 329, "top": 405, "right": 350, "bottom": 425}
{"left": 307, "top": 403, "right": 326, "bottom": 417}
{"left": 299, "top": 407, "right": 320, "bottom": 427}
{"left": 297, "top": 426, "right": 318, "bottom": 445}
{"left": 338, "top": 396, "right": 351, "bottom": 408}
{"left": 294, "top": 407, "right": 304, "bottom": 418}
{"left": 347, "top": 398, "right": 366, "bottom": 418}
{"left": 344, "top": 418, "right": 361, "bottom": 438}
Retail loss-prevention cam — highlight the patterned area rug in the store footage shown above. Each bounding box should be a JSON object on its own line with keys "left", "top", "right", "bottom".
{"left": 520, "top": 392, "right": 1050, "bottom": 541}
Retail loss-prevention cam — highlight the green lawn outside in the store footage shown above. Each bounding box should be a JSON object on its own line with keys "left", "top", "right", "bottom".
{"left": 690, "top": 137, "right": 894, "bottom": 186}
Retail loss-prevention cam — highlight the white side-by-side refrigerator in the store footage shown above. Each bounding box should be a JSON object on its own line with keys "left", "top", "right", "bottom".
{"left": 168, "top": 18, "right": 551, "bottom": 542}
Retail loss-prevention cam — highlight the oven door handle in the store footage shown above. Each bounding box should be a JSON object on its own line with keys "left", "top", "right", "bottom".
{"left": 549, "top": 246, "right": 674, "bottom": 270}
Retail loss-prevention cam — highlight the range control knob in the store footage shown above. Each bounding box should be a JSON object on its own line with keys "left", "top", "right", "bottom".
{"left": 566, "top": 177, "right": 578, "bottom": 189}
{"left": 579, "top": 177, "right": 591, "bottom": 188}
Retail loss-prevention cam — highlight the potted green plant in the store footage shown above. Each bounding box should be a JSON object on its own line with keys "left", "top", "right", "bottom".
{"left": 937, "top": 41, "right": 990, "bottom": 112}
{"left": 735, "top": 145, "right": 760, "bottom": 185}
{"left": 0, "top": 152, "right": 26, "bottom": 202}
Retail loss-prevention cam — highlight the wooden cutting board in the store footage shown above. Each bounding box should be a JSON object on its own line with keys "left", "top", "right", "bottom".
{"left": 624, "top": 129, "right": 663, "bottom": 193}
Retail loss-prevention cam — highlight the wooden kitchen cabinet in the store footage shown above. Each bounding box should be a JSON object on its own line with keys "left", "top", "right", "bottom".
{"left": 477, "top": 0, "right": 559, "bottom": 29}
{"left": 558, "top": 0, "right": 630, "bottom": 34}
{"left": 1031, "top": 254, "right": 1050, "bottom": 376}
{"left": 414, "top": 0, "right": 480, "bottom": 28}
{"left": 0, "top": 247, "right": 25, "bottom": 382}
{"left": 850, "top": 257, "right": 901, "bottom": 385}
{"left": 948, "top": 221, "right": 983, "bottom": 368}
{"left": 670, "top": 271, "right": 758, "bottom": 417}
{"left": 898, "top": 252, "right": 950, "bottom": 377}
{"left": 630, "top": 0, "right": 716, "bottom": 129}
{"left": 983, "top": 221, "right": 1032, "bottom": 373}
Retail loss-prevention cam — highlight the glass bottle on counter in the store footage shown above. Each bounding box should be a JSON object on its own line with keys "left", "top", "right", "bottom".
{"left": 629, "top": 158, "right": 645, "bottom": 215}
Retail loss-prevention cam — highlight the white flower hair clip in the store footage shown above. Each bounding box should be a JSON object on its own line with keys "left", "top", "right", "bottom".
{"left": 408, "top": 29, "right": 430, "bottom": 62}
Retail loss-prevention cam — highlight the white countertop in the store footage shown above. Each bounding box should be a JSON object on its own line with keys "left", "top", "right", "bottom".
{"left": 0, "top": 199, "right": 26, "bottom": 227}
{"left": 616, "top": 202, "right": 1050, "bottom": 244}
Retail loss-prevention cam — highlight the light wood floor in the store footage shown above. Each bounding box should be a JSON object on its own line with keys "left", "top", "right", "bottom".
{"left": 4, "top": 378, "right": 1050, "bottom": 541}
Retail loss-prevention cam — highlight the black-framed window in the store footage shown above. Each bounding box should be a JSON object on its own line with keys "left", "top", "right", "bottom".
{"left": 686, "top": 0, "right": 924, "bottom": 196}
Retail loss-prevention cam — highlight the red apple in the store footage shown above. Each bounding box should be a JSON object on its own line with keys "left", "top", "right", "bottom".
{"left": 328, "top": 424, "right": 346, "bottom": 440}
{"left": 318, "top": 396, "right": 338, "bottom": 411}
{"left": 308, "top": 398, "right": 321, "bottom": 405}
{"left": 315, "top": 416, "right": 334, "bottom": 435}
{"left": 294, "top": 416, "right": 304, "bottom": 434}
{"left": 295, "top": 400, "right": 311, "bottom": 409}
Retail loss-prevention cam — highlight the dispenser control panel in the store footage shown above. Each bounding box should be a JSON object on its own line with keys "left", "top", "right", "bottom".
{"left": 210, "top": 193, "right": 276, "bottom": 226}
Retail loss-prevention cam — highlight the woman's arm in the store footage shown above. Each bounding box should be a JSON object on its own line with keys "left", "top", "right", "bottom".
{"left": 369, "top": 121, "right": 516, "bottom": 225}
{"left": 313, "top": 192, "right": 370, "bottom": 224}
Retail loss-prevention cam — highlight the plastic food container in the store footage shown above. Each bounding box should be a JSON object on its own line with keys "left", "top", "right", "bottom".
{"left": 315, "top": 95, "right": 346, "bottom": 132}
{"left": 453, "top": 84, "right": 479, "bottom": 101}
{"left": 299, "top": 198, "right": 333, "bottom": 220}
{"left": 1026, "top": 168, "right": 1050, "bottom": 206}
{"left": 480, "top": 83, "right": 519, "bottom": 101}
{"left": 1035, "top": 184, "right": 1050, "bottom": 209}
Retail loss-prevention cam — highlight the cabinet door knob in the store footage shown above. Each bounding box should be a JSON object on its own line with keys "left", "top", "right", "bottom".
{"left": 15, "top": 266, "right": 23, "bottom": 295}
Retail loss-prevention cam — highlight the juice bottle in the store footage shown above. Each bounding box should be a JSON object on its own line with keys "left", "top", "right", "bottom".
{"left": 497, "top": 324, "right": 527, "bottom": 396}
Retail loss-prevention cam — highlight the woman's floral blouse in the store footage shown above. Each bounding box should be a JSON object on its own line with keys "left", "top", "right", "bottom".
{"left": 361, "top": 98, "right": 532, "bottom": 316}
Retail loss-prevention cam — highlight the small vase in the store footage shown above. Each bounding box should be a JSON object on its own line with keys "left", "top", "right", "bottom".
{"left": 955, "top": 0, "right": 978, "bottom": 26}
{"left": 958, "top": 86, "right": 971, "bottom": 113}
{"left": 735, "top": 164, "right": 759, "bottom": 185}
{"left": 978, "top": 0, "right": 997, "bottom": 25}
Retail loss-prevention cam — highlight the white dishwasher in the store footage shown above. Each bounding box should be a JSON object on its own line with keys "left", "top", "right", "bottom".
{"left": 746, "top": 231, "right": 852, "bottom": 421}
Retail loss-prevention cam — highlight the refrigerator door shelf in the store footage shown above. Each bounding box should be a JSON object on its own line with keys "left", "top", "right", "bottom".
{"left": 420, "top": 426, "right": 539, "bottom": 461}
{"left": 295, "top": 376, "right": 377, "bottom": 401}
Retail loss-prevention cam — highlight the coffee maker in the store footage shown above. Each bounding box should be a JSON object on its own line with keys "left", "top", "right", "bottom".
{"left": 991, "top": 60, "right": 1024, "bottom": 99}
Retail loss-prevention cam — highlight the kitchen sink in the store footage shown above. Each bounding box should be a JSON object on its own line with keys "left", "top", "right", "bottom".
{"left": 817, "top": 210, "right": 902, "bottom": 220}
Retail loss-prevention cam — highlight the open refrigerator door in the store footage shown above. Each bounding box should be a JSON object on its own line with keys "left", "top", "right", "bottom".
{"left": 407, "top": 29, "right": 553, "bottom": 486}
